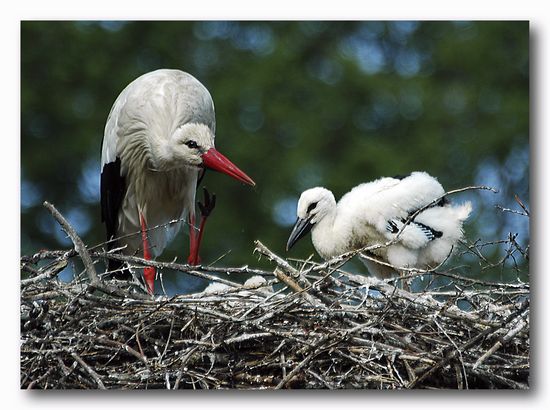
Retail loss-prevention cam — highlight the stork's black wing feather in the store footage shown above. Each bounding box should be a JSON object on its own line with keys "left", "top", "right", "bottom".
{"left": 386, "top": 217, "right": 443, "bottom": 242}
{"left": 100, "top": 157, "right": 125, "bottom": 244}
{"left": 413, "top": 221, "right": 443, "bottom": 241}
{"left": 100, "top": 157, "right": 129, "bottom": 277}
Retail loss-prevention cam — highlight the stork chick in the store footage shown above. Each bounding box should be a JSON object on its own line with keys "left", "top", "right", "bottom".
{"left": 101, "top": 69, "right": 255, "bottom": 294}
{"left": 286, "top": 172, "right": 471, "bottom": 279}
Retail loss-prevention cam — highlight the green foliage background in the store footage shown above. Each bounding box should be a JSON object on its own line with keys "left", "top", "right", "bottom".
{"left": 21, "top": 21, "right": 529, "bottom": 293}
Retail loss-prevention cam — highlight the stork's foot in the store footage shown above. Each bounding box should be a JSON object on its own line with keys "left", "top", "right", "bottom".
{"left": 198, "top": 187, "right": 216, "bottom": 218}
{"left": 143, "top": 266, "right": 156, "bottom": 295}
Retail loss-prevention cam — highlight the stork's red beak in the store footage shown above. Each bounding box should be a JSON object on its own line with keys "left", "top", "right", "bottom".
{"left": 201, "top": 148, "right": 255, "bottom": 186}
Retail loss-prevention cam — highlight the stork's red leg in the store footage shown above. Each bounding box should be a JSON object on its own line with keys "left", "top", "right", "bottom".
{"left": 187, "top": 213, "right": 201, "bottom": 265}
{"left": 140, "top": 214, "right": 156, "bottom": 294}
{"left": 187, "top": 213, "right": 209, "bottom": 265}
{"left": 187, "top": 188, "right": 216, "bottom": 266}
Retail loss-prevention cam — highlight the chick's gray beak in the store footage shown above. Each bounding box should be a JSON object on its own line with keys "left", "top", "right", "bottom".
{"left": 286, "top": 217, "right": 313, "bottom": 251}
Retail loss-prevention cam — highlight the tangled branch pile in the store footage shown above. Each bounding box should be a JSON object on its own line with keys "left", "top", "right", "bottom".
{"left": 20, "top": 203, "right": 529, "bottom": 389}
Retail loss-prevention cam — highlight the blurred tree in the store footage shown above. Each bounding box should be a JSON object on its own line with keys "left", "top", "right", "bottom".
{"left": 21, "top": 21, "right": 529, "bottom": 291}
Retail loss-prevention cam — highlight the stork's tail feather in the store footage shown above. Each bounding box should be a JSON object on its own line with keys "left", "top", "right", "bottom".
{"left": 454, "top": 201, "right": 473, "bottom": 221}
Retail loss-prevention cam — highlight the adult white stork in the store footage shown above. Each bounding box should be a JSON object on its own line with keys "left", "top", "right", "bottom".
{"left": 100, "top": 69, "right": 255, "bottom": 294}
{"left": 286, "top": 172, "right": 471, "bottom": 279}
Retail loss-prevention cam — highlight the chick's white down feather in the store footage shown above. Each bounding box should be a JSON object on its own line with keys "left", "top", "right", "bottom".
{"left": 293, "top": 172, "right": 472, "bottom": 278}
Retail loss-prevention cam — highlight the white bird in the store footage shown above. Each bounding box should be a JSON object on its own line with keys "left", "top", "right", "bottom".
{"left": 286, "top": 172, "right": 472, "bottom": 279}
{"left": 100, "top": 69, "right": 255, "bottom": 294}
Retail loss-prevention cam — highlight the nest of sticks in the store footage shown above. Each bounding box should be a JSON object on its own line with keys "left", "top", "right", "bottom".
{"left": 20, "top": 202, "right": 530, "bottom": 389}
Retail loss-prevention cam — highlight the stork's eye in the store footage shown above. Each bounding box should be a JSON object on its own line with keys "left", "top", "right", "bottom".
{"left": 307, "top": 202, "right": 318, "bottom": 213}
{"left": 184, "top": 140, "right": 199, "bottom": 149}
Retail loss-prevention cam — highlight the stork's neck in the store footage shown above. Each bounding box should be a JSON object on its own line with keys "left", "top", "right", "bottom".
{"left": 310, "top": 206, "right": 347, "bottom": 260}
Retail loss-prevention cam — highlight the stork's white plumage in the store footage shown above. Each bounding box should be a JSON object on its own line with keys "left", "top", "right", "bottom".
{"left": 100, "top": 69, "right": 255, "bottom": 294}
{"left": 286, "top": 172, "right": 471, "bottom": 278}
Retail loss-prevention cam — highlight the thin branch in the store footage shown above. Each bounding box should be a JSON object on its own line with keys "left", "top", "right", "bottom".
{"left": 43, "top": 201, "right": 99, "bottom": 284}
{"left": 70, "top": 352, "right": 106, "bottom": 390}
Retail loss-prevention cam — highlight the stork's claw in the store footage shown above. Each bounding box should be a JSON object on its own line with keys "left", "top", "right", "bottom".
{"left": 198, "top": 187, "right": 216, "bottom": 218}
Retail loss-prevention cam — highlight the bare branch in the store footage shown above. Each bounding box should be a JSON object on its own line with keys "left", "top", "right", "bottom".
{"left": 43, "top": 201, "right": 99, "bottom": 284}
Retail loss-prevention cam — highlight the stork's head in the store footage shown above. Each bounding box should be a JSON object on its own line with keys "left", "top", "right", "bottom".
{"left": 286, "top": 187, "right": 336, "bottom": 251}
{"left": 162, "top": 123, "right": 255, "bottom": 186}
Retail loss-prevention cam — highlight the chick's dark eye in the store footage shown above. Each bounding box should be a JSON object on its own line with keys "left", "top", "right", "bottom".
{"left": 307, "top": 202, "right": 318, "bottom": 213}
{"left": 184, "top": 140, "right": 199, "bottom": 149}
